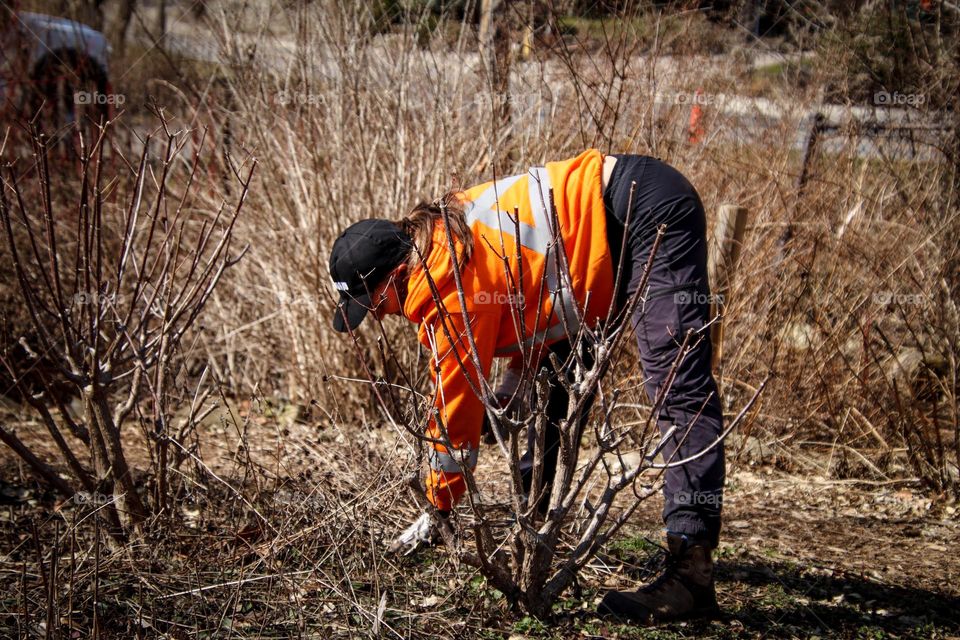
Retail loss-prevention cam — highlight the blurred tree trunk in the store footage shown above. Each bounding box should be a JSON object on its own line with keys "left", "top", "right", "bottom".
{"left": 57, "top": 0, "right": 105, "bottom": 30}
{"left": 520, "top": 0, "right": 548, "bottom": 60}
{"left": 105, "top": 0, "right": 137, "bottom": 58}
{"left": 737, "top": 0, "right": 760, "bottom": 37}
{"left": 479, "top": 0, "right": 512, "bottom": 174}
{"left": 156, "top": 0, "right": 166, "bottom": 40}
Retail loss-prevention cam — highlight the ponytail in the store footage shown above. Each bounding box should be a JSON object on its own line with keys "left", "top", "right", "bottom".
{"left": 398, "top": 192, "right": 474, "bottom": 271}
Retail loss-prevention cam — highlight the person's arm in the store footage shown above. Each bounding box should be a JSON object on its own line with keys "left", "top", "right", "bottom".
{"left": 419, "top": 298, "right": 499, "bottom": 512}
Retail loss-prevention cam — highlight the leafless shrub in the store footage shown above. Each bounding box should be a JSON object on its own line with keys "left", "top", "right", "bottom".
{"left": 0, "top": 116, "right": 254, "bottom": 538}
{"left": 331, "top": 192, "right": 763, "bottom": 617}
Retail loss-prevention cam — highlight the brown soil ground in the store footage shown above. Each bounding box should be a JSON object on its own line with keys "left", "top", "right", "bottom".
{"left": 1, "top": 402, "right": 957, "bottom": 639}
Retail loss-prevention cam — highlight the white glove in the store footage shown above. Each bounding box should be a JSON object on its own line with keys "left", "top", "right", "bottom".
{"left": 387, "top": 512, "right": 445, "bottom": 555}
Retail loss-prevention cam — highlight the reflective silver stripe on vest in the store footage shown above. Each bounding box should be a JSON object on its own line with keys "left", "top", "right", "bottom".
{"left": 428, "top": 445, "right": 479, "bottom": 474}
{"left": 528, "top": 166, "right": 582, "bottom": 341}
{"left": 464, "top": 167, "right": 582, "bottom": 357}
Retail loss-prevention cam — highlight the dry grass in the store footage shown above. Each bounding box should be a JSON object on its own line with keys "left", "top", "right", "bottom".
{"left": 179, "top": 2, "right": 957, "bottom": 491}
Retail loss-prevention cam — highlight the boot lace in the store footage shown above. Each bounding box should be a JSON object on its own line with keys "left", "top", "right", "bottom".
{"left": 637, "top": 536, "right": 698, "bottom": 595}
{"left": 626, "top": 538, "right": 673, "bottom": 583}
{"left": 643, "top": 549, "right": 684, "bottom": 593}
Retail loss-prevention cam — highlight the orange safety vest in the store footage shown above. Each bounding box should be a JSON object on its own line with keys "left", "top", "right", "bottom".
{"left": 402, "top": 149, "right": 615, "bottom": 510}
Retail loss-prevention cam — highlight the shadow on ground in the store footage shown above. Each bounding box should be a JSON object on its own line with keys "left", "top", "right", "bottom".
{"left": 688, "top": 558, "right": 955, "bottom": 638}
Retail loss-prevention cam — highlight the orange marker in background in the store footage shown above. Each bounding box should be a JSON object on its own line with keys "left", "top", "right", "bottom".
{"left": 688, "top": 88, "right": 705, "bottom": 144}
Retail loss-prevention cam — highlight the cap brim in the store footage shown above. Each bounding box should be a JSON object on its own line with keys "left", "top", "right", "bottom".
{"left": 332, "top": 292, "right": 372, "bottom": 333}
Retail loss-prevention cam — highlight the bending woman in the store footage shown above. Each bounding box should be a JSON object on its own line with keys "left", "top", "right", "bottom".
{"left": 328, "top": 149, "right": 725, "bottom": 622}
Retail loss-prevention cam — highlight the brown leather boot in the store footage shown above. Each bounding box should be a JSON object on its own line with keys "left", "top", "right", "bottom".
{"left": 598, "top": 533, "right": 719, "bottom": 622}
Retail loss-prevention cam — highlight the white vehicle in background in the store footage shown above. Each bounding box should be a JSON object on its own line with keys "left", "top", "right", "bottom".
{"left": 1, "top": 2, "right": 112, "bottom": 148}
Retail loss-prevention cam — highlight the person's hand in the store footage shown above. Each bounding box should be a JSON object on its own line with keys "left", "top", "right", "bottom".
{"left": 387, "top": 511, "right": 448, "bottom": 555}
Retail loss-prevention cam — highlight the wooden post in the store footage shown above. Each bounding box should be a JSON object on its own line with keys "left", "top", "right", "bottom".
{"left": 778, "top": 111, "right": 824, "bottom": 255}
{"left": 708, "top": 204, "right": 749, "bottom": 371}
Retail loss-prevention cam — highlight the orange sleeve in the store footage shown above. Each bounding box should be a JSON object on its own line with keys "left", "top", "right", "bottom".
{"left": 418, "top": 296, "right": 499, "bottom": 511}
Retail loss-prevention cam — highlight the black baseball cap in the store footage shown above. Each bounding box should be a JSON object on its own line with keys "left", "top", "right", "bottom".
{"left": 329, "top": 219, "right": 412, "bottom": 333}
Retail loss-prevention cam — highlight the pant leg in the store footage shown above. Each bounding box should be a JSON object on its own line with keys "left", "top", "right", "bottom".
{"left": 637, "top": 279, "right": 725, "bottom": 547}
{"left": 605, "top": 155, "right": 725, "bottom": 547}
{"left": 520, "top": 338, "right": 597, "bottom": 513}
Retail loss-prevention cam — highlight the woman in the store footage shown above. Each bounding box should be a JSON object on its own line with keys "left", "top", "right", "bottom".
{"left": 328, "top": 149, "right": 724, "bottom": 621}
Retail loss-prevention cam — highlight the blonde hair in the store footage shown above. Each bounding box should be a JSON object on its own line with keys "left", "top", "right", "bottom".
{"left": 398, "top": 192, "right": 474, "bottom": 271}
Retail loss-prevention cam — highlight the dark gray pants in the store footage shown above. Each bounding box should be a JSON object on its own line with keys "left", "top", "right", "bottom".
{"left": 604, "top": 154, "right": 724, "bottom": 547}
{"left": 521, "top": 155, "right": 724, "bottom": 547}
